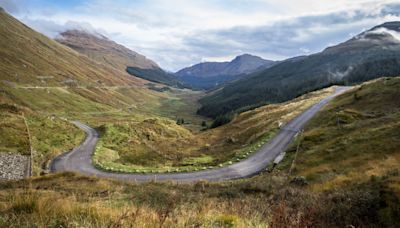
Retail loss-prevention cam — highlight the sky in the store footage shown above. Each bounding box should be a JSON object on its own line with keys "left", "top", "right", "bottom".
{"left": 1, "top": 0, "right": 400, "bottom": 71}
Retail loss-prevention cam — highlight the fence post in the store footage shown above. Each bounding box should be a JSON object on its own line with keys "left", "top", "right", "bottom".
{"left": 22, "top": 113, "right": 33, "bottom": 177}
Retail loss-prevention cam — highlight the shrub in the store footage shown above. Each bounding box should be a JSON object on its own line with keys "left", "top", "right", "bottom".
{"left": 210, "top": 113, "right": 234, "bottom": 128}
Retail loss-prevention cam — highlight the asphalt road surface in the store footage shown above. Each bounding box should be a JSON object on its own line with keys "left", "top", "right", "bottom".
{"left": 51, "top": 87, "right": 350, "bottom": 182}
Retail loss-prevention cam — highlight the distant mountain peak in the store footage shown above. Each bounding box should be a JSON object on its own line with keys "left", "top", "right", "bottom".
{"left": 323, "top": 21, "right": 400, "bottom": 54}
{"left": 354, "top": 21, "right": 400, "bottom": 42}
{"left": 56, "top": 29, "right": 159, "bottom": 70}
{"left": 176, "top": 54, "right": 274, "bottom": 79}
{"left": 236, "top": 53, "right": 258, "bottom": 58}
{"left": 372, "top": 21, "right": 400, "bottom": 32}
{"left": 175, "top": 54, "right": 276, "bottom": 89}
{"left": 57, "top": 29, "right": 109, "bottom": 42}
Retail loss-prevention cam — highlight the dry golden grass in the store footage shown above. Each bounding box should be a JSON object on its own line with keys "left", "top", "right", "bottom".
{"left": 280, "top": 77, "right": 400, "bottom": 191}
{"left": 1, "top": 171, "right": 399, "bottom": 227}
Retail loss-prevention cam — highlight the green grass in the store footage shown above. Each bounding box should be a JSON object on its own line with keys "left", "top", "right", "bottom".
{"left": 0, "top": 104, "right": 29, "bottom": 154}
{"left": 91, "top": 87, "right": 333, "bottom": 173}
{"left": 148, "top": 89, "right": 209, "bottom": 131}
{"left": 277, "top": 77, "right": 400, "bottom": 191}
{"left": 27, "top": 115, "right": 85, "bottom": 175}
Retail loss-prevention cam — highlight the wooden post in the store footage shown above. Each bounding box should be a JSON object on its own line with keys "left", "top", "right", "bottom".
{"left": 22, "top": 113, "right": 33, "bottom": 177}
{"left": 289, "top": 130, "right": 303, "bottom": 176}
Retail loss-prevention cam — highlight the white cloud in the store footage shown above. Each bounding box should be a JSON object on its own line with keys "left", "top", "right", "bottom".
{"left": 369, "top": 27, "right": 400, "bottom": 41}
{"left": 1, "top": 0, "right": 400, "bottom": 71}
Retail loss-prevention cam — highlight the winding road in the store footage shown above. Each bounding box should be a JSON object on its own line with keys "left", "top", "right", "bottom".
{"left": 51, "top": 87, "right": 350, "bottom": 182}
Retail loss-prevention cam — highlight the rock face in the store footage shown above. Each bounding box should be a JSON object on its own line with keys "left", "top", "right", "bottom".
{"left": 0, "top": 152, "right": 29, "bottom": 180}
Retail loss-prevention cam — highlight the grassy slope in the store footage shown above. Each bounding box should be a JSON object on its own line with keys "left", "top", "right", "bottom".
{"left": 0, "top": 10, "right": 200, "bottom": 175}
{"left": 93, "top": 87, "right": 334, "bottom": 172}
{"left": 0, "top": 103, "right": 29, "bottom": 154}
{"left": 0, "top": 77, "right": 395, "bottom": 227}
{"left": 0, "top": 96, "right": 85, "bottom": 174}
{"left": 55, "top": 29, "right": 159, "bottom": 72}
{"left": 278, "top": 77, "right": 400, "bottom": 191}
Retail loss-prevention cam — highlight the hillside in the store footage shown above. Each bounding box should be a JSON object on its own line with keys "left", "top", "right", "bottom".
{"left": 56, "top": 29, "right": 186, "bottom": 88}
{"left": 0, "top": 9, "right": 203, "bottom": 175}
{"left": 56, "top": 29, "right": 159, "bottom": 71}
{"left": 1, "top": 5, "right": 400, "bottom": 227}
{"left": 126, "top": 66, "right": 187, "bottom": 88}
{"left": 280, "top": 77, "right": 400, "bottom": 191}
{"left": 91, "top": 87, "right": 334, "bottom": 173}
{"left": 0, "top": 13, "right": 151, "bottom": 87}
{"left": 198, "top": 22, "right": 400, "bottom": 118}
{"left": 1, "top": 78, "right": 399, "bottom": 227}
{"left": 176, "top": 54, "right": 276, "bottom": 89}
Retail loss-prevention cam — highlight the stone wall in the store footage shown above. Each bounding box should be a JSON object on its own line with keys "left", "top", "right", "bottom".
{"left": 0, "top": 152, "right": 29, "bottom": 180}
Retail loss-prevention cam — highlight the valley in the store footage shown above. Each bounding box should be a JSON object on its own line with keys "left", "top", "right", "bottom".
{"left": 51, "top": 86, "right": 348, "bottom": 181}
{"left": 0, "top": 3, "right": 400, "bottom": 227}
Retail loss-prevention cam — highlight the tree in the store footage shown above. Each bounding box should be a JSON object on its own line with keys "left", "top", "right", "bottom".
{"left": 176, "top": 118, "right": 185, "bottom": 125}
{"left": 210, "top": 113, "right": 233, "bottom": 128}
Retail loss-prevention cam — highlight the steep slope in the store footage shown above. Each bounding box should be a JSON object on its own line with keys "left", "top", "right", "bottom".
{"left": 0, "top": 9, "right": 169, "bottom": 110}
{"left": 281, "top": 77, "right": 400, "bottom": 191}
{"left": 126, "top": 66, "right": 187, "bottom": 88}
{"left": 0, "top": 13, "right": 149, "bottom": 86}
{"left": 56, "top": 29, "right": 186, "bottom": 88}
{"left": 56, "top": 29, "right": 159, "bottom": 71}
{"left": 0, "top": 10, "right": 202, "bottom": 174}
{"left": 198, "top": 22, "right": 400, "bottom": 118}
{"left": 176, "top": 54, "right": 275, "bottom": 89}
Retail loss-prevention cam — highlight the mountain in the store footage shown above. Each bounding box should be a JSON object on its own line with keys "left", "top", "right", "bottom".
{"left": 176, "top": 54, "right": 276, "bottom": 89}
{"left": 126, "top": 66, "right": 187, "bottom": 88}
{"left": 0, "top": 9, "right": 195, "bottom": 173}
{"left": 56, "top": 30, "right": 186, "bottom": 88}
{"left": 56, "top": 29, "right": 159, "bottom": 71}
{"left": 0, "top": 13, "right": 147, "bottom": 86}
{"left": 0, "top": 9, "right": 173, "bottom": 114}
{"left": 198, "top": 22, "right": 400, "bottom": 118}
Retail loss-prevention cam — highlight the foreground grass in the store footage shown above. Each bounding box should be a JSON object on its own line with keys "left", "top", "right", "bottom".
{"left": 278, "top": 77, "right": 400, "bottom": 191}
{"left": 0, "top": 171, "right": 399, "bottom": 227}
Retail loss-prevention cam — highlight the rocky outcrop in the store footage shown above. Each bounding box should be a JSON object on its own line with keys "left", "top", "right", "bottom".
{"left": 0, "top": 152, "right": 29, "bottom": 180}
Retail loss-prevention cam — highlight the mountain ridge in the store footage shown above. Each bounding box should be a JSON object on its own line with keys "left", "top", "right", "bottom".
{"left": 198, "top": 21, "right": 400, "bottom": 118}
{"left": 175, "top": 54, "right": 276, "bottom": 89}
{"left": 56, "top": 29, "right": 188, "bottom": 88}
{"left": 176, "top": 54, "right": 275, "bottom": 78}
{"left": 55, "top": 29, "right": 160, "bottom": 71}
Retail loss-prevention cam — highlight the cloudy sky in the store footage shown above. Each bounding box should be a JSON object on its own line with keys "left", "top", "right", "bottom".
{"left": 1, "top": 0, "right": 400, "bottom": 71}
